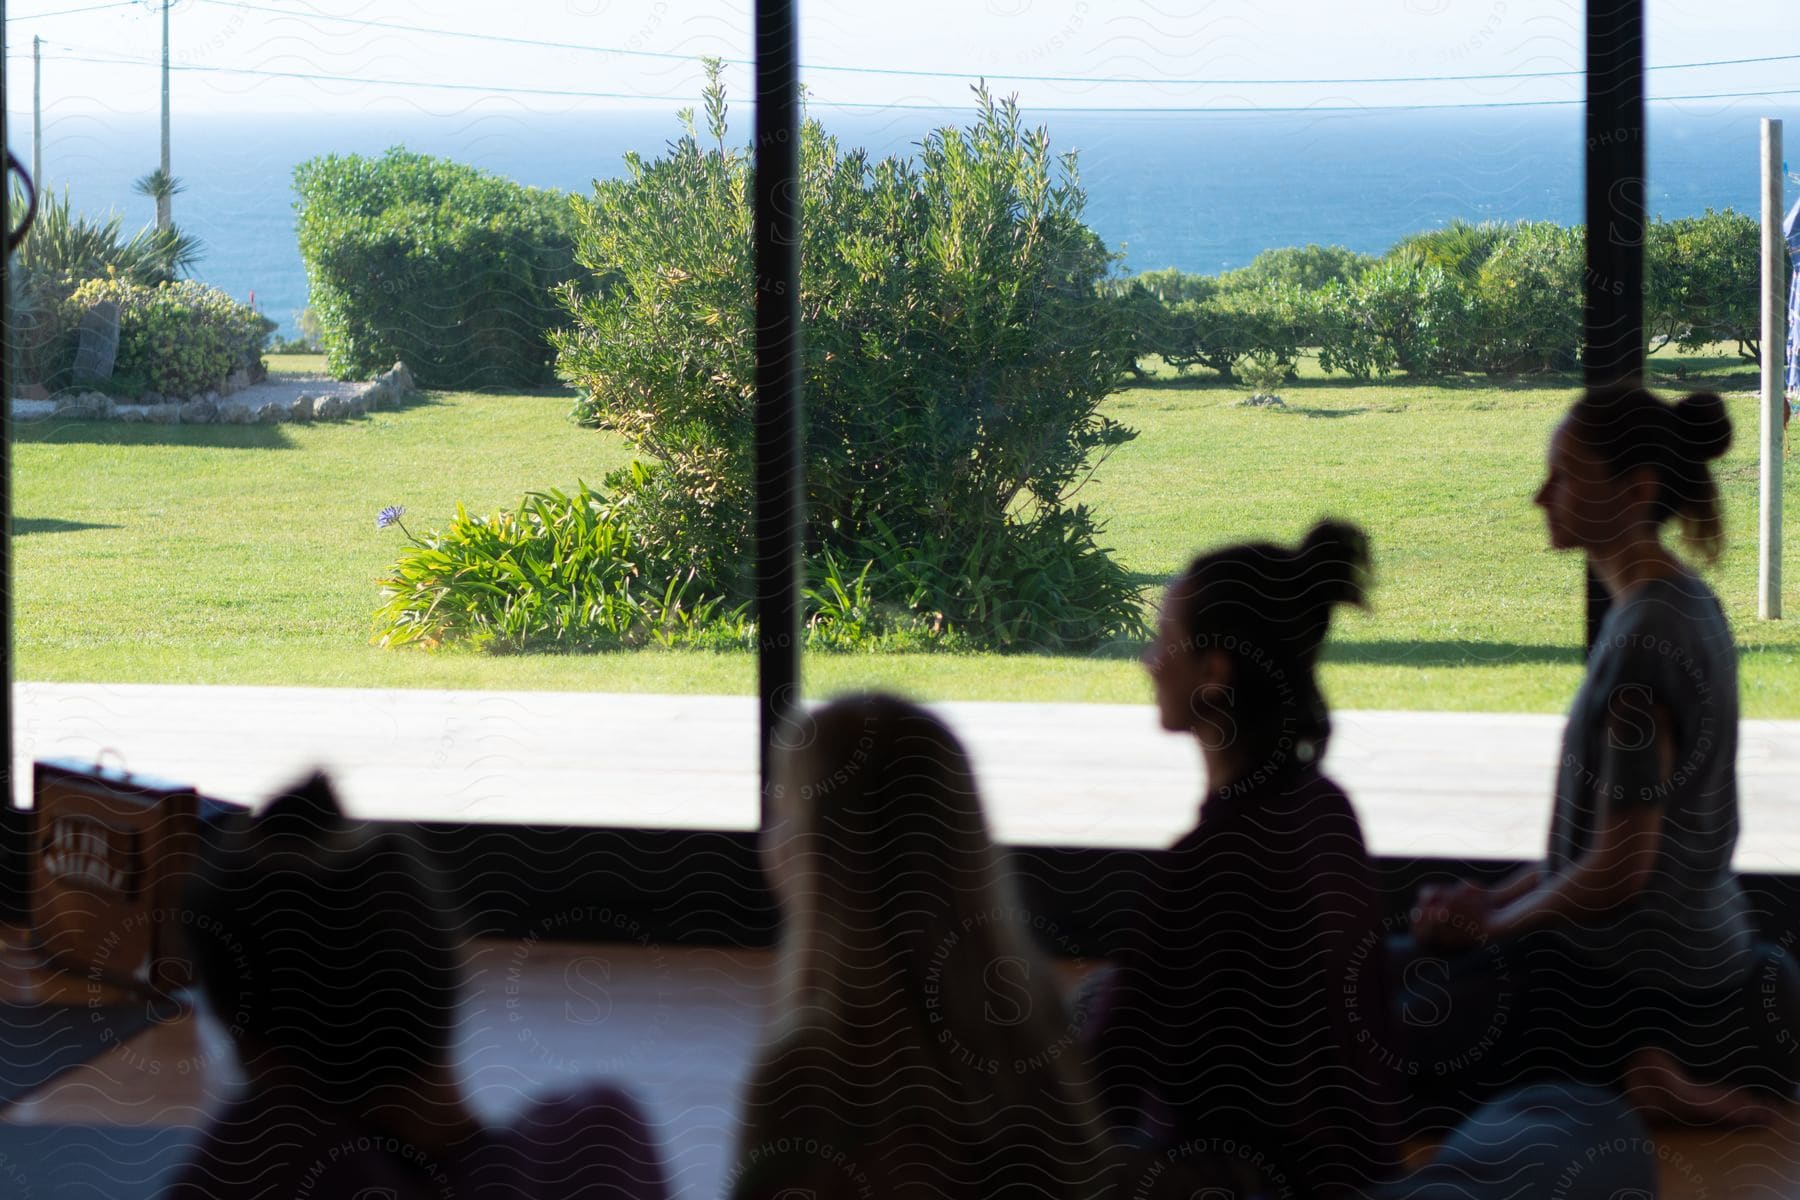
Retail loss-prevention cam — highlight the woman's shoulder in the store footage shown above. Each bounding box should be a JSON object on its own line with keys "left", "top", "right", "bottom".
{"left": 1594, "top": 570, "right": 1734, "bottom": 675}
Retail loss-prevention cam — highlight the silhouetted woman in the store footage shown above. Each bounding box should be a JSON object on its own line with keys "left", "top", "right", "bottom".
{"left": 1405, "top": 382, "right": 1797, "bottom": 1124}
{"left": 729, "top": 695, "right": 1118, "bottom": 1200}
{"left": 1082, "top": 519, "right": 1406, "bottom": 1200}
{"left": 167, "top": 773, "right": 671, "bottom": 1199}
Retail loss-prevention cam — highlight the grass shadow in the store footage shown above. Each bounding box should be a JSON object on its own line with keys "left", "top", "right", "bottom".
{"left": 10, "top": 418, "right": 297, "bottom": 449}
{"left": 1325, "top": 640, "right": 1583, "bottom": 668}
{"left": 13, "top": 517, "right": 122, "bottom": 536}
{"left": 1274, "top": 405, "right": 1375, "bottom": 419}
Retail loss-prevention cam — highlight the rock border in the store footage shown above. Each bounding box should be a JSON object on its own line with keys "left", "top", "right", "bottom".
{"left": 18, "top": 362, "right": 418, "bottom": 426}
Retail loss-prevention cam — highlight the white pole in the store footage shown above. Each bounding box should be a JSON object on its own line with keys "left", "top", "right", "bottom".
{"left": 32, "top": 37, "right": 42, "bottom": 190}
{"left": 1760, "top": 117, "right": 1785, "bottom": 620}
{"left": 157, "top": 0, "right": 170, "bottom": 232}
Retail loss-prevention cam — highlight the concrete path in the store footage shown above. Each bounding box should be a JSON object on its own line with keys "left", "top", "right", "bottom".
{"left": 9, "top": 682, "right": 1799, "bottom": 867}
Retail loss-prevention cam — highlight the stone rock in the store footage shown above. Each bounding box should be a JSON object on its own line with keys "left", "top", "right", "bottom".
{"left": 54, "top": 392, "right": 114, "bottom": 420}
{"left": 315, "top": 397, "right": 345, "bottom": 420}
{"left": 118, "top": 409, "right": 145, "bottom": 424}
{"left": 142, "top": 389, "right": 165, "bottom": 406}
{"left": 143, "top": 405, "right": 178, "bottom": 425}
{"left": 205, "top": 390, "right": 222, "bottom": 406}
{"left": 71, "top": 301, "right": 121, "bottom": 384}
{"left": 290, "top": 394, "right": 315, "bottom": 422}
{"left": 391, "top": 361, "right": 415, "bottom": 393}
{"left": 364, "top": 381, "right": 394, "bottom": 409}
{"left": 255, "top": 402, "right": 284, "bottom": 424}
{"left": 221, "top": 405, "right": 252, "bottom": 425}
{"left": 180, "top": 399, "right": 218, "bottom": 425}
{"left": 223, "top": 369, "right": 250, "bottom": 396}
{"left": 347, "top": 392, "right": 370, "bottom": 418}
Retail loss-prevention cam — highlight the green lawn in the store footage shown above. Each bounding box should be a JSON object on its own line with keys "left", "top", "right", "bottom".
{"left": 13, "top": 350, "right": 1800, "bottom": 713}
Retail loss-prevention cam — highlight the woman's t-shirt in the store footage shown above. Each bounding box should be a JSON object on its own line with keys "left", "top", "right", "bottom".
{"left": 1546, "top": 571, "right": 1756, "bottom": 986}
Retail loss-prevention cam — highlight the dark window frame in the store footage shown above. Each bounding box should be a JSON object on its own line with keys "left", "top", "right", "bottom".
{"left": 11, "top": 1, "right": 1767, "bottom": 950}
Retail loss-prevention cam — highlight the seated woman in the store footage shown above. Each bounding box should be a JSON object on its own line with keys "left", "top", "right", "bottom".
{"left": 728, "top": 695, "right": 1118, "bottom": 1200}
{"left": 165, "top": 772, "right": 671, "bottom": 1200}
{"left": 1402, "top": 382, "right": 1799, "bottom": 1124}
{"left": 1081, "top": 520, "right": 1405, "bottom": 1200}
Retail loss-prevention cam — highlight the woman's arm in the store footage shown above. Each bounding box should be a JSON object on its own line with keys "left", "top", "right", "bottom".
{"left": 1485, "top": 700, "right": 1677, "bottom": 941}
{"left": 1486, "top": 804, "right": 1661, "bottom": 939}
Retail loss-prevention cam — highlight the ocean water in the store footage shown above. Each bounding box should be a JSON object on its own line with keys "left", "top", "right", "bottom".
{"left": 9, "top": 102, "right": 1797, "bottom": 338}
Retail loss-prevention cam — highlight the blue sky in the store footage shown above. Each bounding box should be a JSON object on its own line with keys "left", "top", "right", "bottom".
{"left": 1, "top": 0, "right": 1795, "bottom": 117}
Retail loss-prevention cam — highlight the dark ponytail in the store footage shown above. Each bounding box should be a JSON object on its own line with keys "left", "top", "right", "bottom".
{"left": 1567, "top": 382, "right": 1732, "bottom": 562}
{"left": 1174, "top": 519, "right": 1372, "bottom": 758}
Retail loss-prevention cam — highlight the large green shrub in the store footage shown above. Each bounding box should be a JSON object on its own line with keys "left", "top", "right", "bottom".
{"left": 1313, "top": 259, "right": 1470, "bottom": 379}
{"left": 1650, "top": 209, "right": 1762, "bottom": 359}
{"left": 39, "top": 278, "right": 270, "bottom": 397}
{"left": 552, "top": 71, "right": 1145, "bottom": 651}
{"left": 1220, "top": 243, "right": 1373, "bottom": 292}
{"left": 1468, "top": 222, "right": 1584, "bottom": 374}
{"left": 1159, "top": 285, "right": 1305, "bottom": 380}
{"left": 294, "top": 148, "right": 579, "bottom": 388}
{"left": 1386, "top": 219, "right": 1511, "bottom": 282}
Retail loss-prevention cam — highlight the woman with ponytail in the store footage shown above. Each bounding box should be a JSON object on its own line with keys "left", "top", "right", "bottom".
{"left": 1083, "top": 519, "right": 1405, "bottom": 1200}
{"left": 1404, "top": 382, "right": 1796, "bottom": 1125}
{"left": 730, "top": 695, "right": 1119, "bottom": 1200}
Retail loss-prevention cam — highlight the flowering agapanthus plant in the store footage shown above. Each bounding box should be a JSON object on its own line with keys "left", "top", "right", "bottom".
{"left": 375, "top": 505, "right": 407, "bottom": 532}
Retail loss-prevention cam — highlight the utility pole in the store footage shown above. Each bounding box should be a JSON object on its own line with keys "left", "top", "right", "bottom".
{"left": 32, "top": 36, "right": 41, "bottom": 190}
{"left": 1760, "top": 117, "right": 1785, "bottom": 620}
{"left": 157, "top": 0, "right": 171, "bottom": 231}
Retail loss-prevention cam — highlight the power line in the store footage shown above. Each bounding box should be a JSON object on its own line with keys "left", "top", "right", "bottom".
{"left": 5, "top": 1, "right": 143, "bottom": 20}
{"left": 187, "top": 0, "right": 1800, "bottom": 88}
{"left": 21, "top": 45, "right": 1800, "bottom": 113}
{"left": 24, "top": 47, "right": 691, "bottom": 103}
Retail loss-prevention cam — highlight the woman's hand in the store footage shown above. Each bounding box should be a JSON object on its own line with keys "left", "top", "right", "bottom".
{"left": 1411, "top": 881, "right": 1492, "bottom": 952}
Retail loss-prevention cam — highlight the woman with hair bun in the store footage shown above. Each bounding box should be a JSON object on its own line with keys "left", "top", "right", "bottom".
{"left": 1083, "top": 519, "right": 1405, "bottom": 1200}
{"left": 1405, "top": 382, "right": 1797, "bottom": 1125}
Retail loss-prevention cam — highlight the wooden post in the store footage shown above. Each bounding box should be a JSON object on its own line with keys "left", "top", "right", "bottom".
{"left": 1761, "top": 117, "right": 1785, "bottom": 620}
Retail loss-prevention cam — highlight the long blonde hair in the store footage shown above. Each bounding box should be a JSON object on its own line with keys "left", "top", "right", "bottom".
{"left": 733, "top": 695, "right": 1115, "bottom": 1199}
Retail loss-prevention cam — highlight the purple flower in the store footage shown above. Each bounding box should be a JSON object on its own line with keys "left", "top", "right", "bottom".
{"left": 376, "top": 505, "right": 406, "bottom": 531}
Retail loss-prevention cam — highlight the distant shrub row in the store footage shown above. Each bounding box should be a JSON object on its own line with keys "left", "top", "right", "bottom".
{"left": 1116, "top": 211, "right": 1767, "bottom": 380}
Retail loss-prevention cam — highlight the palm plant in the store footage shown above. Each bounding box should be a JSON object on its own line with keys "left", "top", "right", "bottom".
{"left": 7, "top": 184, "right": 203, "bottom": 388}
{"left": 12, "top": 185, "right": 201, "bottom": 287}
{"left": 133, "top": 166, "right": 185, "bottom": 232}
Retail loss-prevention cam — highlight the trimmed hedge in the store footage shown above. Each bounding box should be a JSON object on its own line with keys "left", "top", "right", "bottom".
{"left": 1129, "top": 210, "right": 1769, "bottom": 379}
{"left": 294, "top": 148, "right": 579, "bottom": 389}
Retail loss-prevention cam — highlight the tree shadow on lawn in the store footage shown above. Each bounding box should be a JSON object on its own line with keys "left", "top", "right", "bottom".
{"left": 1272, "top": 405, "right": 1374, "bottom": 419}
{"left": 1325, "top": 639, "right": 1582, "bottom": 668}
{"left": 10, "top": 419, "right": 298, "bottom": 449}
{"left": 12, "top": 517, "right": 122, "bottom": 536}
